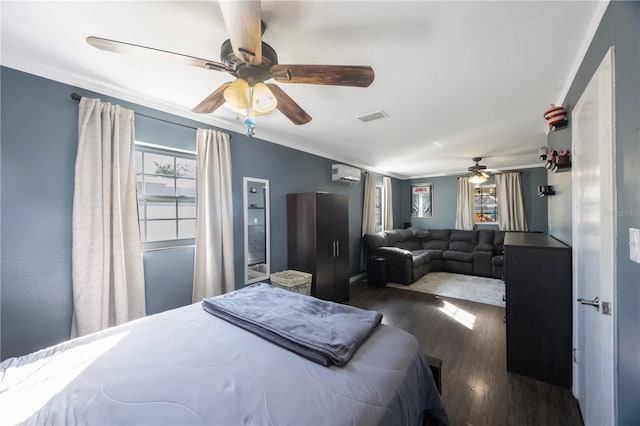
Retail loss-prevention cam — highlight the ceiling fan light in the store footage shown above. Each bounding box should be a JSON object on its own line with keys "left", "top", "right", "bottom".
{"left": 468, "top": 173, "right": 488, "bottom": 184}
{"left": 223, "top": 78, "right": 250, "bottom": 109}
{"left": 252, "top": 82, "right": 277, "bottom": 114}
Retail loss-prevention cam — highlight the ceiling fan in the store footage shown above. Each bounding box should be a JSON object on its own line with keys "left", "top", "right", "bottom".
{"left": 467, "top": 157, "right": 491, "bottom": 183}
{"left": 86, "top": 0, "right": 375, "bottom": 133}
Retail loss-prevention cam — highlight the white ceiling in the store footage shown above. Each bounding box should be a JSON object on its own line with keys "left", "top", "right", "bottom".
{"left": 1, "top": 1, "right": 606, "bottom": 179}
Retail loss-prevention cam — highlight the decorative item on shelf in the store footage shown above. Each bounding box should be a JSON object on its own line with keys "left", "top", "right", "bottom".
{"left": 557, "top": 150, "right": 570, "bottom": 164}
{"left": 539, "top": 146, "right": 548, "bottom": 161}
{"left": 544, "top": 149, "right": 571, "bottom": 172}
{"left": 545, "top": 150, "right": 558, "bottom": 169}
{"left": 538, "top": 185, "right": 555, "bottom": 197}
{"left": 543, "top": 104, "right": 568, "bottom": 131}
{"left": 552, "top": 150, "right": 571, "bottom": 172}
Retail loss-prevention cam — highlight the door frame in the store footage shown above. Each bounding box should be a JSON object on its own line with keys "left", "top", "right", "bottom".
{"left": 571, "top": 46, "right": 617, "bottom": 424}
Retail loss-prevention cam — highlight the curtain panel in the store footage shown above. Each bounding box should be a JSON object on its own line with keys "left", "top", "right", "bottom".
{"left": 71, "top": 97, "right": 146, "bottom": 338}
{"left": 383, "top": 176, "right": 394, "bottom": 230}
{"left": 360, "top": 171, "right": 378, "bottom": 270}
{"left": 495, "top": 172, "right": 528, "bottom": 231}
{"left": 362, "top": 172, "right": 378, "bottom": 235}
{"left": 192, "top": 129, "right": 235, "bottom": 301}
{"left": 455, "top": 178, "right": 475, "bottom": 230}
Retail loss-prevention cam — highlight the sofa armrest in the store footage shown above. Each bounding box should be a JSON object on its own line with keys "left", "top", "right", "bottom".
{"left": 375, "top": 246, "right": 413, "bottom": 259}
{"left": 372, "top": 247, "right": 413, "bottom": 284}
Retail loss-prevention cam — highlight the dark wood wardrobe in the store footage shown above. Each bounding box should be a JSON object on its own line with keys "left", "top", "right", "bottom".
{"left": 286, "top": 192, "right": 350, "bottom": 302}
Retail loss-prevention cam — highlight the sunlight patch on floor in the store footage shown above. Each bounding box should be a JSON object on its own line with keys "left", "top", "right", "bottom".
{"left": 439, "top": 300, "right": 476, "bottom": 329}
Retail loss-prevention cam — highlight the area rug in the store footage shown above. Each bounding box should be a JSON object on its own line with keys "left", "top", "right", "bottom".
{"left": 387, "top": 272, "right": 505, "bottom": 307}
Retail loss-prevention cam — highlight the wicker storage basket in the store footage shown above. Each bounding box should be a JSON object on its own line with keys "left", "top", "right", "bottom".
{"left": 270, "top": 270, "right": 312, "bottom": 295}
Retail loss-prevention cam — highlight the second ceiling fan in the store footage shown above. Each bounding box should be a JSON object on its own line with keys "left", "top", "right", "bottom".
{"left": 87, "top": 0, "right": 375, "bottom": 132}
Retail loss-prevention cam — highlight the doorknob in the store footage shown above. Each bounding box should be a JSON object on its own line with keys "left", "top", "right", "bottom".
{"left": 577, "top": 296, "right": 600, "bottom": 311}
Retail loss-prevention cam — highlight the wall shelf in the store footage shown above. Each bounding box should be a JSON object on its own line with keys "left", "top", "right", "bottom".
{"left": 551, "top": 162, "right": 571, "bottom": 173}
{"left": 537, "top": 185, "right": 555, "bottom": 197}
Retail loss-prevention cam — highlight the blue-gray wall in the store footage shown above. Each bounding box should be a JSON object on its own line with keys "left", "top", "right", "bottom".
{"left": 399, "top": 168, "right": 549, "bottom": 233}
{"left": 0, "top": 67, "right": 403, "bottom": 360}
{"left": 545, "top": 2, "right": 640, "bottom": 423}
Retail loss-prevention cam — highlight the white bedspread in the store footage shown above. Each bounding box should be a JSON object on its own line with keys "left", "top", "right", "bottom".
{"left": 1, "top": 302, "right": 446, "bottom": 425}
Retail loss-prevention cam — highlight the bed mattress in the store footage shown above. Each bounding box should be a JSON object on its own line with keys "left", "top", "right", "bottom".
{"left": 1, "top": 301, "right": 446, "bottom": 425}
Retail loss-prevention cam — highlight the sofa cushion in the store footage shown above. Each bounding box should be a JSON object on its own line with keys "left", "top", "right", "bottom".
{"left": 448, "top": 230, "right": 478, "bottom": 252}
{"left": 411, "top": 250, "right": 432, "bottom": 267}
{"left": 422, "top": 229, "right": 450, "bottom": 250}
{"left": 476, "top": 230, "right": 495, "bottom": 251}
{"left": 385, "top": 229, "right": 415, "bottom": 245}
{"left": 410, "top": 227, "right": 430, "bottom": 238}
{"left": 492, "top": 255, "right": 504, "bottom": 266}
{"left": 442, "top": 250, "right": 474, "bottom": 262}
{"left": 423, "top": 250, "right": 443, "bottom": 260}
{"left": 395, "top": 240, "right": 421, "bottom": 251}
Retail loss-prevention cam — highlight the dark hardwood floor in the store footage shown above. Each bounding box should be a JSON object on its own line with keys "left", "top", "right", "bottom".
{"left": 348, "top": 282, "right": 584, "bottom": 426}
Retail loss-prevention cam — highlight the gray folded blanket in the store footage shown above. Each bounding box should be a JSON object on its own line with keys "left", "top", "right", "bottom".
{"left": 202, "top": 283, "right": 382, "bottom": 366}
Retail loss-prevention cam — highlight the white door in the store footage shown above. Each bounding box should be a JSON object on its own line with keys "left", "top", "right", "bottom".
{"left": 572, "top": 47, "right": 616, "bottom": 425}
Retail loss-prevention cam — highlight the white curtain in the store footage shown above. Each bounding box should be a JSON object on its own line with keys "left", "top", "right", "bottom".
{"left": 362, "top": 172, "right": 377, "bottom": 235}
{"left": 455, "top": 177, "right": 475, "bottom": 230}
{"left": 71, "top": 97, "right": 145, "bottom": 338}
{"left": 382, "top": 176, "right": 394, "bottom": 230}
{"left": 193, "top": 129, "right": 235, "bottom": 301}
{"left": 496, "top": 172, "right": 528, "bottom": 231}
{"left": 361, "top": 171, "right": 378, "bottom": 270}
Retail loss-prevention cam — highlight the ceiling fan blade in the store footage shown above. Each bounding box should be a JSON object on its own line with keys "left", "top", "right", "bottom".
{"left": 87, "top": 36, "right": 231, "bottom": 72}
{"left": 266, "top": 84, "right": 312, "bottom": 125}
{"left": 270, "top": 64, "right": 375, "bottom": 87}
{"left": 192, "top": 82, "right": 232, "bottom": 114}
{"left": 218, "top": 0, "right": 262, "bottom": 65}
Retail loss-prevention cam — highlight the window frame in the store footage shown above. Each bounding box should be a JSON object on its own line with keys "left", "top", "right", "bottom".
{"left": 474, "top": 184, "right": 499, "bottom": 225}
{"left": 135, "top": 142, "right": 197, "bottom": 251}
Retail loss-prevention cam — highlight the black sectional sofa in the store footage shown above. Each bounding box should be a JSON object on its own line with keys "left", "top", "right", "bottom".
{"left": 362, "top": 228, "right": 505, "bottom": 284}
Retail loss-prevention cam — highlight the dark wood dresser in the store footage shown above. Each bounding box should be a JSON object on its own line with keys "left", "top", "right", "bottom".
{"left": 504, "top": 232, "right": 572, "bottom": 388}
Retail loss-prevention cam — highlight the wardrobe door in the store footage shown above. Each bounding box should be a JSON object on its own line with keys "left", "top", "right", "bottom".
{"left": 286, "top": 193, "right": 316, "bottom": 279}
{"left": 330, "top": 194, "right": 350, "bottom": 302}
{"left": 314, "top": 193, "right": 334, "bottom": 301}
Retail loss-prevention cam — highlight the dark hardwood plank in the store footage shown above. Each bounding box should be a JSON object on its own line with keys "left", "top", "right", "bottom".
{"left": 348, "top": 283, "right": 584, "bottom": 426}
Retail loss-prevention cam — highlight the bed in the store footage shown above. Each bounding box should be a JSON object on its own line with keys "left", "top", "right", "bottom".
{"left": 1, "top": 284, "right": 447, "bottom": 425}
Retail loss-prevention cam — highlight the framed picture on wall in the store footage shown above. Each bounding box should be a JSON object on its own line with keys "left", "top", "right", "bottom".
{"left": 410, "top": 183, "right": 433, "bottom": 218}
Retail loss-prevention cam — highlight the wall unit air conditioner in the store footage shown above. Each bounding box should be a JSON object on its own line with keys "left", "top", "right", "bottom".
{"left": 332, "top": 164, "right": 361, "bottom": 184}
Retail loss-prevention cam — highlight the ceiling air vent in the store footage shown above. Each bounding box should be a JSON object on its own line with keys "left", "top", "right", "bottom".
{"left": 356, "top": 110, "right": 388, "bottom": 123}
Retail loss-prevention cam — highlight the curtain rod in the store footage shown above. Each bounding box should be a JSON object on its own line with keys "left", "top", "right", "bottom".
{"left": 70, "top": 92, "right": 230, "bottom": 137}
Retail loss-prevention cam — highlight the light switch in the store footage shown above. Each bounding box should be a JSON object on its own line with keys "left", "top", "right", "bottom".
{"left": 630, "top": 228, "right": 640, "bottom": 263}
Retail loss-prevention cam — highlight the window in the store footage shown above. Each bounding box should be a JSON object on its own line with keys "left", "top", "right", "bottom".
{"left": 474, "top": 185, "right": 498, "bottom": 224}
{"left": 375, "top": 185, "right": 383, "bottom": 231}
{"left": 135, "top": 143, "right": 196, "bottom": 248}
